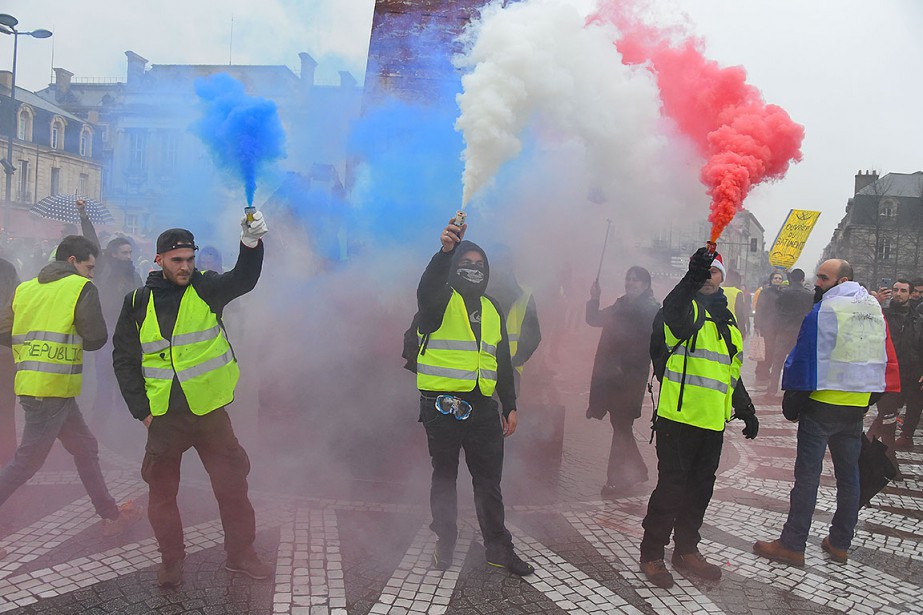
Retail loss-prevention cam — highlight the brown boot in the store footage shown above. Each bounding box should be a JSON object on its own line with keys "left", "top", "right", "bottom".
{"left": 821, "top": 536, "right": 848, "bottom": 563}
{"left": 753, "top": 539, "right": 804, "bottom": 567}
{"left": 672, "top": 550, "right": 722, "bottom": 581}
{"left": 156, "top": 558, "right": 184, "bottom": 588}
{"left": 639, "top": 559, "right": 674, "bottom": 589}
{"left": 895, "top": 435, "right": 913, "bottom": 450}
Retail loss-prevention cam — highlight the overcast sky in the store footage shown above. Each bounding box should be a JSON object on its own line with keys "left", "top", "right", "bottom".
{"left": 3, "top": 0, "right": 921, "bottom": 270}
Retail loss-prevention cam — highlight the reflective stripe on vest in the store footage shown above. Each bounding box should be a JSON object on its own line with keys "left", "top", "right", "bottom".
{"left": 139, "top": 285, "right": 239, "bottom": 416}
{"left": 657, "top": 301, "right": 743, "bottom": 431}
{"left": 417, "top": 291, "right": 501, "bottom": 396}
{"left": 506, "top": 289, "right": 531, "bottom": 375}
{"left": 809, "top": 390, "right": 872, "bottom": 407}
{"left": 11, "top": 274, "right": 88, "bottom": 398}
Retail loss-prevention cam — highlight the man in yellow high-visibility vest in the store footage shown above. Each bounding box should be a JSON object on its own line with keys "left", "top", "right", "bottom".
{"left": 112, "top": 212, "right": 268, "bottom": 588}
{"left": 417, "top": 219, "right": 533, "bottom": 577}
{"left": 0, "top": 235, "right": 143, "bottom": 561}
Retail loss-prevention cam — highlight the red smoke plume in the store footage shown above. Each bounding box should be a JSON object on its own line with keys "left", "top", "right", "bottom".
{"left": 590, "top": 4, "right": 804, "bottom": 241}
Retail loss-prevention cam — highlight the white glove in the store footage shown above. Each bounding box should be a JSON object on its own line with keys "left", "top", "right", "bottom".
{"left": 240, "top": 210, "right": 268, "bottom": 248}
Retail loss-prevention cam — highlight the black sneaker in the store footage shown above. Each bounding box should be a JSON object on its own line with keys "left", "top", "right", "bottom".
{"left": 487, "top": 551, "right": 535, "bottom": 576}
{"left": 433, "top": 540, "right": 454, "bottom": 570}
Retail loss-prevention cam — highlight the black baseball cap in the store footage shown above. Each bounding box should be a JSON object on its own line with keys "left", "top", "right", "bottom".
{"left": 156, "top": 228, "right": 198, "bottom": 254}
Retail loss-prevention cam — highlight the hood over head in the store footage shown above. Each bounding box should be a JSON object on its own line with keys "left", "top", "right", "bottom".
{"left": 37, "top": 261, "right": 81, "bottom": 284}
{"left": 449, "top": 240, "right": 490, "bottom": 298}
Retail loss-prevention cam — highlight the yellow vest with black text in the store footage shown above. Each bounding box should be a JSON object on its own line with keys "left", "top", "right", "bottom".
{"left": 11, "top": 275, "right": 89, "bottom": 397}
{"left": 506, "top": 289, "right": 532, "bottom": 375}
{"left": 417, "top": 291, "right": 501, "bottom": 396}
{"left": 657, "top": 301, "right": 743, "bottom": 431}
{"left": 138, "top": 285, "right": 239, "bottom": 416}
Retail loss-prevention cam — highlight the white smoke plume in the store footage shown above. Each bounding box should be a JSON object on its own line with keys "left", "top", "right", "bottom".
{"left": 455, "top": 0, "right": 667, "bottom": 208}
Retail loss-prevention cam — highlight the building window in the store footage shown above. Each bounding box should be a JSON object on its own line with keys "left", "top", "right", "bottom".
{"left": 17, "top": 107, "right": 33, "bottom": 141}
{"left": 877, "top": 237, "right": 892, "bottom": 261}
{"left": 79, "top": 173, "right": 89, "bottom": 195}
{"left": 18, "top": 160, "right": 29, "bottom": 201}
{"left": 79, "top": 127, "right": 93, "bottom": 157}
{"left": 51, "top": 118, "right": 65, "bottom": 150}
{"left": 162, "top": 132, "right": 178, "bottom": 171}
{"left": 50, "top": 167, "right": 60, "bottom": 195}
{"left": 879, "top": 199, "right": 898, "bottom": 220}
{"left": 124, "top": 212, "right": 139, "bottom": 235}
{"left": 129, "top": 131, "right": 147, "bottom": 170}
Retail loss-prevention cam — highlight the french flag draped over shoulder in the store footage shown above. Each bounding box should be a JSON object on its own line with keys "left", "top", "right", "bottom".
{"left": 782, "top": 281, "right": 900, "bottom": 392}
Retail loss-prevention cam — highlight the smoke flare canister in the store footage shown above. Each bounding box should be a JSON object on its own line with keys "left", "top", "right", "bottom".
{"left": 453, "top": 210, "right": 466, "bottom": 227}
{"left": 245, "top": 206, "right": 256, "bottom": 222}
{"left": 706, "top": 241, "right": 717, "bottom": 255}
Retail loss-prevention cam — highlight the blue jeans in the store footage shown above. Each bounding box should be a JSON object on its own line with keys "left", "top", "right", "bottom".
{"left": 0, "top": 396, "right": 119, "bottom": 520}
{"left": 780, "top": 413, "right": 862, "bottom": 552}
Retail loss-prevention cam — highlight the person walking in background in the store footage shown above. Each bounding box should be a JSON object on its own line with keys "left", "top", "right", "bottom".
{"left": 754, "top": 270, "right": 784, "bottom": 387}
{"left": 765, "top": 269, "right": 814, "bottom": 400}
{"left": 754, "top": 259, "right": 898, "bottom": 566}
{"left": 640, "top": 249, "right": 758, "bottom": 589}
{"left": 585, "top": 266, "right": 660, "bottom": 497}
{"left": 0, "top": 235, "right": 142, "bottom": 561}
{"left": 77, "top": 199, "right": 142, "bottom": 432}
{"left": 112, "top": 212, "right": 270, "bottom": 588}
{"left": 0, "top": 255, "right": 20, "bottom": 466}
{"left": 416, "top": 219, "right": 533, "bottom": 577}
{"left": 868, "top": 278, "right": 921, "bottom": 472}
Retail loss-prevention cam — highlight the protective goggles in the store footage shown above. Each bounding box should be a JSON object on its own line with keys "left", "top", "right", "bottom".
{"left": 434, "top": 395, "right": 473, "bottom": 421}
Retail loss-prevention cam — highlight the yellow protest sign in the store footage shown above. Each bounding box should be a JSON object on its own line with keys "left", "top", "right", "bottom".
{"left": 768, "top": 209, "right": 821, "bottom": 269}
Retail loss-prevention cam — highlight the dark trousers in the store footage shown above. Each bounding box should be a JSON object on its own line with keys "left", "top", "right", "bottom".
{"left": 640, "top": 417, "right": 724, "bottom": 562}
{"left": 0, "top": 348, "right": 16, "bottom": 465}
{"left": 421, "top": 395, "right": 513, "bottom": 558}
{"left": 142, "top": 404, "right": 255, "bottom": 564}
{"left": 767, "top": 328, "right": 799, "bottom": 395}
{"left": 607, "top": 412, "right": 647, "bottom": 486}
{"left": 0, "top": 396, "right": 118, "bottom": 519}
{"left": 755, "top": 332, "right": 777, "bottom": 382}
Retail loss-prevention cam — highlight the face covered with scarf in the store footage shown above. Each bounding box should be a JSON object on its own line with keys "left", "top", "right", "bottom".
{"left": 450, "top": 240, "right": 490, "bottom": 298}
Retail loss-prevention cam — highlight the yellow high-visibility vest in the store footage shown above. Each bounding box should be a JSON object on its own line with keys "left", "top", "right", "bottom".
{"left": 506, "top": 289, "right": 532, "bottom": 375}
{"left": 11, "top": 275, "right": 89, "bottom": 397}
{"left": 724, "top": 287, "right": 742, "bottom": 324}
{"left": 138, "top": 285, "right": 239, "bottom": 416}
{"left": 657, "top": 301, "right": 743, "bottom": 431}
{"left": 417, "top": 290, "right": 501, "bottom": 396}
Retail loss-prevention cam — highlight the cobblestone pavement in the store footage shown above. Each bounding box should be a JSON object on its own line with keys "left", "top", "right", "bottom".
{"left": 1, "top": 358, "right": 921, "bottom": 614}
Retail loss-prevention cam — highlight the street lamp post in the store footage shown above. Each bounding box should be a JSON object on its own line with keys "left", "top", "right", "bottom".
{"left": 0, "top": 14, "right": 52, "bottom": 227}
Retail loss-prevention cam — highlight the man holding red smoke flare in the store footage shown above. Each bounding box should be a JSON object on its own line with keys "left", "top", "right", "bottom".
{"left": 641, "top": 245, "right": 758, "bottom": 589}
{"left": 112, "top": 210, "right": 269, "bottom": 588}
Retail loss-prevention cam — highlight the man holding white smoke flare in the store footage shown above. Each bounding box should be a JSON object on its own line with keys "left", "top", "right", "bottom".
{"left": 415, "top": 218, "right": 534, "bottom": 577}
{"left": 112, "top": 210, "right": 269, "bottom": 588}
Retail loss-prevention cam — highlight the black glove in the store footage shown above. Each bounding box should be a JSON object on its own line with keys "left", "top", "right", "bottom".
{"left": 732, "top": 403, "right": 759, "bottom": 439}
{"left": 688, "top": 247, "right": 714, "bottom": 285}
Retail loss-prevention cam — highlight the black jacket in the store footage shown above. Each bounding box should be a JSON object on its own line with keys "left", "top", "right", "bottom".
{"left": 81, "top": 216, "right": 142, "bottom": 325}
{"left": 417, "top": 246, "right": 516, "bottom": 416}
{"left": 883, "top": 301, "right": 923, "bottom": 383}
{"left": 0, "top": 261, "right": 107, "bottom": 351}
{"left": 775, "top": 283, "right": 814, "bottom": 332}
{"left": 586, "top": 290, "right": 660, "bottom": 417}
{"left": 112, "top": 241, "right": 263, "bottom": 420}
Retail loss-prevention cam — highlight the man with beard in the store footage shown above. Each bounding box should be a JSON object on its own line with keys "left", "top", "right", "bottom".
{"left": 869, "top": 279, "right": 922, "bottom": 469}
{"left": 640, "top": 249, "right": 758, "bottom": 589}
{"left": 909, "top": 277, "right": 923, "bottom": 312}
{"left": 416, "top": 219, "right": 533, "bottom": 577}
{"left": 112, "top": 212, "right": 269, "bottom": 588}
{"left": 586, "top": 266, "right": 660, "bottom": 495}
{"left": 754, "top": 259, "right": 898, "bottom": 566}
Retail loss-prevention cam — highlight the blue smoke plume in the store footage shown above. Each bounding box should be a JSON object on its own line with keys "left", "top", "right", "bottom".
{"left": 193, "top": 73, "right": 287, "bottom": 205}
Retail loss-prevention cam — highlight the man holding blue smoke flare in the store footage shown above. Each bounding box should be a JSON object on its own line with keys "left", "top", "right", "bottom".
{"left": 415, "top": 218, "right": 534, "bottom": 577}
{"left": 113, "top": 210, "right": 269, "bottom": 588}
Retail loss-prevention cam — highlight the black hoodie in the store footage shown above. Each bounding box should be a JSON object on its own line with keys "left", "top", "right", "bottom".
{"left": 417, "top": 241, "right": 516, "bottom": 416}
{"left": 112, "top": 241, "right": 263, "bottom": 420}
{"left": 0, "top": 261, "right": 108, "bottom": 351}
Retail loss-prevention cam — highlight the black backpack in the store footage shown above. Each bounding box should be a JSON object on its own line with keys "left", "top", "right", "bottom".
{"left": 401, "top": 312, "right": 430, "bottom": 373}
